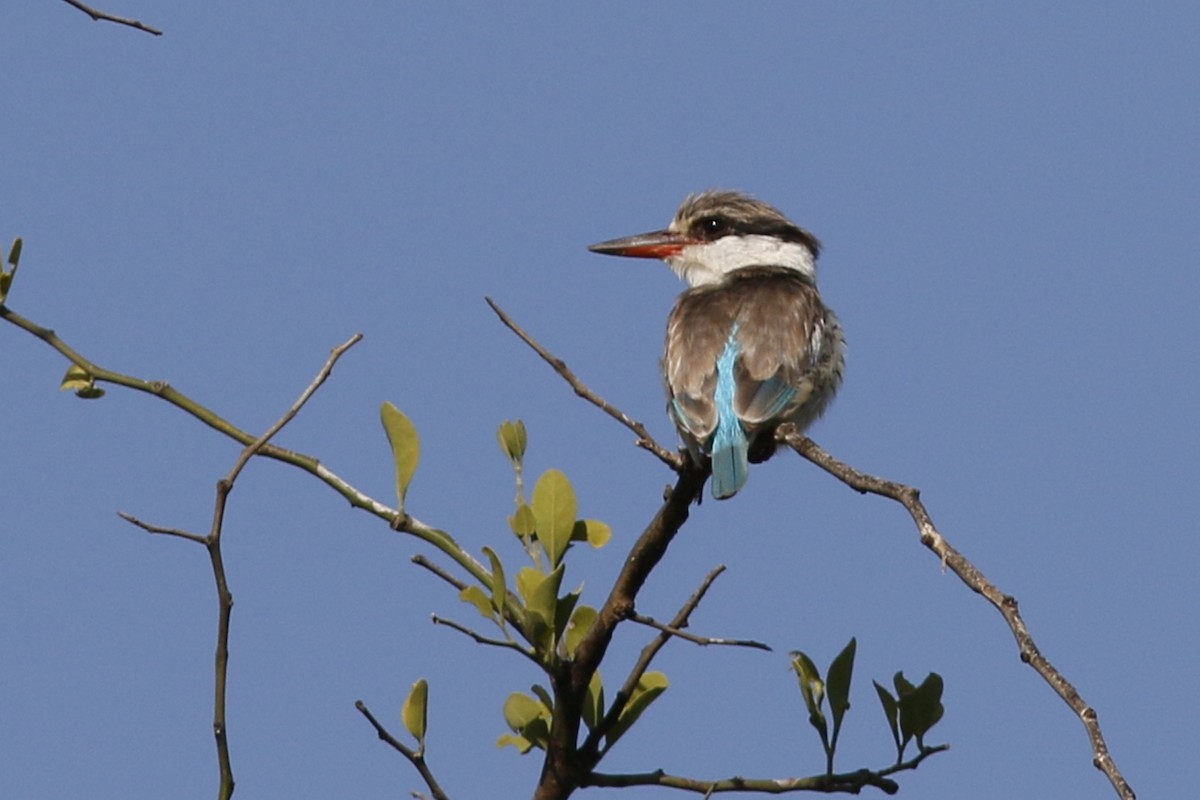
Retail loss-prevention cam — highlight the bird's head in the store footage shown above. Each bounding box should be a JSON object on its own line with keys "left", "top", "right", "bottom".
{"left": 588, "top": 190, "right": 821, "bottom": 287}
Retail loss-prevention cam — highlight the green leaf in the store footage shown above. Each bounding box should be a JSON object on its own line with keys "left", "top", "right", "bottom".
{"left": 59, "top": 364, "right": 92, "bottom": 392}
{"left": 59, "top": 364, "right": 105, "bottom": 399}
{"left": 900, "top": 672, "right": 944, "bottom": 748}
{"left": 515, "top": 565, "right": 562, "bottom": 658}
{"left": 502, "top": 692, "right": 551, "bottom": 751}
{"left": 7, "top": 237, "right": 22, "bottom": 268}
{"left": 509, "top": 504, "right": 536, "bottom": 538}
{"left": 789, "top": 650, "right": 827, "bottom": 737}
{"left": 582, "top": 670, "right": 604, "bottom": 731}
{"left": 606, "top": 671, "right": 668, "bottom": 747}
{"left": 459, "top": 585, "right": 495, "bottom": 620}
{"left": 564, "top": 605, "right": 597, "bottom": 658}
{"left": 531, "top": 469, "right": 577, "bottom": 568}
{"left": 482, "top": 546, "right": 507, "bottom": 622}
{"left": 497, "top": 420, "right": 528, "bottom": 464}
{"left": 571, "top": 519, "right": 612, "bottom": 548}
{"left": 516, "top": 566, "right": 544, "bottom": 605}
{"left": 873, "top": 680, "right": 902, "bottom": 755}
{"left": 555, "top": 584, "right": 582, "bottom": 641}
{"left": 380, "top": 402, "right": 420, "bottom": 508}
{"left": 401, "top": 679, "right": 428, "bottom": 747}
{"left": 827, "top": 637, "right": 856, "bottom": 734}
{"left": 530, "top": 684, "right": 554, "bottom": 712}
{"left": 496, "top": 733, "right": 533, "bottom": 753}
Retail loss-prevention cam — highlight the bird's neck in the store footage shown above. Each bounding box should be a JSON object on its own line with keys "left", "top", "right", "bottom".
{"left": 667, "top": 235, "right": 817, "bottom": 288}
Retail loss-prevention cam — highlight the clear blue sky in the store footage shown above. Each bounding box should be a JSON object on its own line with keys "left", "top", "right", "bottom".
{"left": 3, "top": 3, "right": 1196, "bottom": 798}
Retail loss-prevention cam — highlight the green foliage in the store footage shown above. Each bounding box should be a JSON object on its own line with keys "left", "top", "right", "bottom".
{"left": 605, "top": 671, "right": 669, "bottom": 747}
{"left": 398, "top": 420, "right": 666, "bottom": 763}
{"left": 531, "top": 469, "right": 576, "bottom": 568}
{"left": 497, "top": 419, "right": 527, "bottom": 464}
{"left": 564, "top": 604, "right": 597, "bottom": 658}
{"left": 0, "top": 236, "right": 22, "bottom": 304}
{"left": 793, "top": 640, "right": 947, "bottom": 773}
{"left": 380, "top": 402, "right": 419, "bottom": 510}
{"left": 582, "top": 669, "right": 605, "bottom": 732}
{"left": 875, "top": 670, "right": 945, "bottom": 762}
{"left": 498, "top": 690, "right": 553, "bottom": 753}
{"left": 401, "top": 679, "right": 429, "bottom": 750}
{"left": 59, "top": 364, "right": 105, "bottom": 399}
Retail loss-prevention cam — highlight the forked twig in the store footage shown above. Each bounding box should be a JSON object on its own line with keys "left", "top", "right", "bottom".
{"left": 117, "top": 334, "right": 363, "bottom": 800}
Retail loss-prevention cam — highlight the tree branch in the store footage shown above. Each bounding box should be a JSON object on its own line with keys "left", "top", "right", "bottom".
{"left": 0, "top": 303, "right": 496, "bottom": 589}
{"left": 485, "top": 296, "right": 682, "bottom": 469}
{"left": 59, "top": 0, "right": 162, "bottom": 35}
{"left": 778, "top": 425, "right": 1135, "bottom": 800}
{"left": 585, "top": 744, "right": 948, "bottom": 795}
{"left": 355, "top": 700, "right": 451, "bottom": 800}
{"left": 627, "top": 612, "right": 772, "bottom": 652}
{"left": 114, "top": 334, "right": 361, "bottom": 800}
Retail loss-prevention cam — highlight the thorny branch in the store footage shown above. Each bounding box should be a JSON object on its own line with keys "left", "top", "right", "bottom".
{"left": 777, "top": 424, "right": 1136, "bottom": 800}
{"left": 59, "top": 0, "right": 163, "bottom": 35}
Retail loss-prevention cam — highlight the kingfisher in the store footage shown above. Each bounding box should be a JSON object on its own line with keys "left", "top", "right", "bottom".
{"left": 589, "top": 190, "right": 844, "bottom": 500}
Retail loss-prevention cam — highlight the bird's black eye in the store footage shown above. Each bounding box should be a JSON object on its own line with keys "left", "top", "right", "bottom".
{"left": 696, "top": 216, "right": 731, "bottom": 239}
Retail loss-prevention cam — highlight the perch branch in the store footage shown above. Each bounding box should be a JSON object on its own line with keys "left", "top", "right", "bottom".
{"left": 778, "top": 425, "right": 1135, "bottom": 800}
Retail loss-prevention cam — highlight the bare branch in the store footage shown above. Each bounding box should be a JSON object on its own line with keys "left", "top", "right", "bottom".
{"left": 430, "top": 614, "right": 536, "bottom": 661}
{"left": 485, "top": 296, "right": 682, "bottom": 469}
{"left": 59, "top": 0, "right": 162, "bottom": 35}
{"left": 628, "top": 612, "right": 772, "bottom": 652}
{"left": 355, "top": 700, "right": 451, "bottom": 800}
{"left": 412, "top": 554, "right": 470, "bottom": 592}
{"left": 778, "top": 425, "right": 1135, "bottom": 800}
{"left": 117, "top": 511, "right": 207, "bottom": 545}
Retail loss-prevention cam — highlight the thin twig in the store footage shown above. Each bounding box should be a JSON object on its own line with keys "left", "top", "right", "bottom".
{"left": 628, "top": 613, "right": 772, "bottom": 652}
{"left": 355, "top": 700, "right": 451, "bottom": 800}
{"left": 778, "top": 425, "right": 1135, "bottom": 800}
{"left": 117, "top": 511, "right": 207, "bottom": 545}
{"left": 59, "top": 0, "right": 162, "bottom": 35}
{"left": 430, "top": 614, "right": 536, "bottom": 661}
{"left": 412, "top": 554, "right": 469, "bottom": 591}
{"left": 485, "top": 296, "right": 682, "bottom": 469}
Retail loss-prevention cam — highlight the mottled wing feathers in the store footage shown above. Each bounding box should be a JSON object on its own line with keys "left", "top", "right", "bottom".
{"left": 665, "top": 267, "right": 831, "bottom": 447}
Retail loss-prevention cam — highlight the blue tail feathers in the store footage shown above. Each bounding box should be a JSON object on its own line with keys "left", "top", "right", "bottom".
{"left": 711, "top": 417, "right": 749, "bottom": 499}
{"left": 711, "top": 328, "right": 749, "bottom": 499}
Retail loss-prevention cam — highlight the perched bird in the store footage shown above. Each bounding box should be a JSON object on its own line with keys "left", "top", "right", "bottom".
{"left": 589, "top": 190, "right": 844, "bottom": 499}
